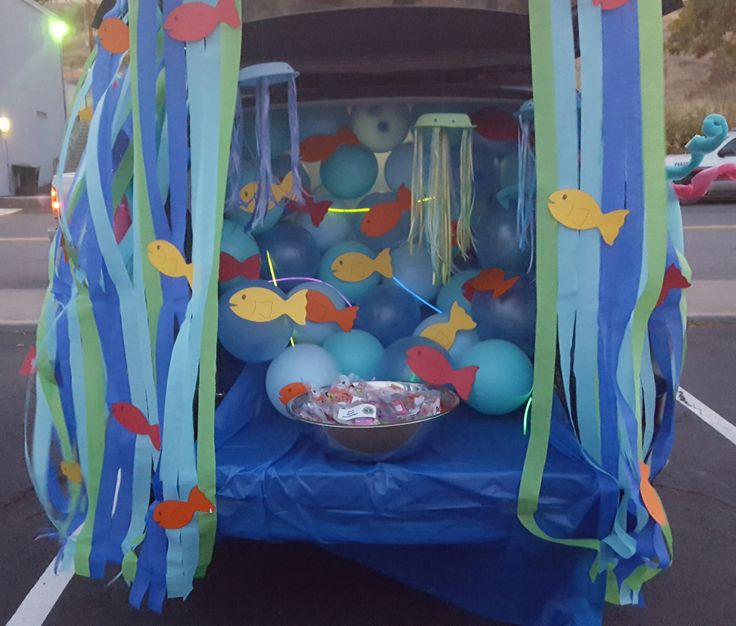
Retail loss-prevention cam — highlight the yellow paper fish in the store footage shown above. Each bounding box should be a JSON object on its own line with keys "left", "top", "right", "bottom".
{"left": 147, "top": 240, "right": 193, "bottom": 288}
{"left": 78, "top": 106, "right": 94, "bottom": 122}
{"left": 229, "top": 286, "right": 307, "bottom": 325}
{"left": 240, "top": 172, "right": 294, "bottom": 214}
{"left": 420, "top": 302, "right": 477, "bottom": 350}
{"left": 547, "top": 189, "right": 630, "bottom": 245}
{"left": 331, "top": 248, "right": 393, "bottom": 282}
{"left": 60, "top": 460, "right": 82, "bottom": 484}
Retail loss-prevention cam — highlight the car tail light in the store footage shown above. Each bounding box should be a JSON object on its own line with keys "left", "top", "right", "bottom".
{"left": 51, "top": 185, "right": 61, "bottom": 217}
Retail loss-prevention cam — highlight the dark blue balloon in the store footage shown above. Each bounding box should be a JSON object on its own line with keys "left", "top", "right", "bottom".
{"left": 384, "top": 142, "right": 414, "bottom": 192}
{"left": 377, "top": 336, "right": 449, "bottom": 383}
{"left": 355, "top": 284, "right": 421, "bottom": 347}
{"left": 473, "top": 203, "right": 532, "bottom": 274}
{"left": 255, "top": 223, "right": 320, "bottom": 279}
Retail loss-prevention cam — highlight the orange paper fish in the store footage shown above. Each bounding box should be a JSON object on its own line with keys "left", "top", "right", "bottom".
{"left": 300, "top": 127, "right": 360, "bottom": 163}
{"left": 360, "top": 185, "right": 412, "bottom": 237}
{"left": 164, "top": 0, "right": 240, "bottom": 43}
{"left": 98, "top": 18, "right": 130, "bottom": 55}
{"left": 60, "top": 460, "right": 83, "bottom": 484}
{"left": 279, "top": 382, "right": 309, "bottom": 406}
{"left": 153, "top": 486, "right": 215, "bottom": 530}
{"left": 19, "top": 345, "right": 37, "bottom": 377}
{"left": 111, "top": 402, "right": 161, "bottom": 451}
{"left": 305, "top": 290, "right": 359, "bottom": 332}
{"left": 656, "top": 264, "right": 691, "bottom": 307}
{"left": 639, "top": 462, "right": 668, "bottom": 527}
{"left": 462, "top": 268, "right": 520, "bottom": 301}
{"left": 219, "top": 253, "right": 261, "bottom": 283}
{"left": 406, "top": 346, "right": 479, "bottom": 402}
{"left": 286, "top": 195, "right": 332, "bottom": 227}
{"left": 593, "top": 0, "right": 631, "bottom": 10}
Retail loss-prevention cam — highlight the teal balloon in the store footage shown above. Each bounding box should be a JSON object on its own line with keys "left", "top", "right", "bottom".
{"left": 218, "top": 282, "right": 292, "bottom": 363}
{"left": 321, "top": 145, "right": 378, "bottom": 199}
{"left": 377, "top": 336, "right": 449, "bottom": 383}
{"left": 458, "top": 340, "right": 533, "bottom": 415}
{"left": 436, "top": 269, "right": 477, "bottom": 314}
{"left": 300, "top": 105, "right": 351, "bottom": 140}
{"left": 219, "top": 219, "right": 260, "bottom": 292}
{"left": 354, "top": 284, "right": 421, "bottom": 347}
{"left": 351, "top": 103, "right": 411, "bottom": 153}
{"left": 319, "top": 241, "right": 380, "bottom": 303}
{"left": 265, "top": 344, "right": 339, "bottom": 417}
{"left": 389, "top": 245, "right": 439, "bottom": 302}
{"left": 384, "top": 142, "right": 414, "bottom": 192}
{"left": 242, "top": 109, "right": 291, "bottom": 159}
{"left": 296, "top": 212, "right": 354, "bottom": 252}
{"left": 256, "top": 223, "right": 320, "bottom": 279}
{"left": 413, "top": 313, "right": 479, "bottom": 363}
{"left": 323, "top": 330, "right": 384, "bottom": 379}
{"left": 288, "top": 281, "right": 344, "bottom": 345}
{"left": 355, "top": 192, "right": 410, "bottom": 253}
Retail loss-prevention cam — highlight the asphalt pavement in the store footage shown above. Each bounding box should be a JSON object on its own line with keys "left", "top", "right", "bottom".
{"left": 0, "top": 202, "right": 734, "bottom": 625}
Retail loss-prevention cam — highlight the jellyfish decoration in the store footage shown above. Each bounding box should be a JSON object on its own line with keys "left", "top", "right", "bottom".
{"left": 410, "top": 113, "right": 475, "bottom": 284}
{"left": 238, "top": 62, "right": 304, "bottom": 227}
{"left": 515, "top": 99, "right": 536, "bottom": 259}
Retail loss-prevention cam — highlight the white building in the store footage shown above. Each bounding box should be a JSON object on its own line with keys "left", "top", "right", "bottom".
{"left": 0, "top": 0, "right": 67, "bottom": 196}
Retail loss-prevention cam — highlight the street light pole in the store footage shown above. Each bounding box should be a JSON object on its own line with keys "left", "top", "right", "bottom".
{"left": 0, "top": 117, "right": 12, "bottom": 196}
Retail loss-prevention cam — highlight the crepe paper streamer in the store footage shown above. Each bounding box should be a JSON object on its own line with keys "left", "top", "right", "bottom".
{"left": 266, "top": 250, "right": 296, "bottom": 346}
{"left": 666, "top": 113, "right": 728, "bottom": 182}
{"left": 405, "top": 345, "right": 478, "bottom": 402}
{"left": 673, "top": 163, "right": 736, "bottom": 202}
{"left": 392, "top": 277, "right": 442, "bottom": 314}
{"left": 238, "top": 63, "right": 304, "bottom": 227}
{"left": 410, "top": 113, "right": 475, "bottom": 284}
{"left": 163, "top": 0, "right": 240, "bottom": 43}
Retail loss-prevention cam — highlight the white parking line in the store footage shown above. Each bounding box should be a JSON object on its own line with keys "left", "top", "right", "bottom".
{"left": 0, "top": 208, "right": 21, "bottom": 217}
{"left": 7, "top": 557, "right": 75, "bottom": 626}
{"left": 678, "top": 387, "right": 736, "bottom": 446}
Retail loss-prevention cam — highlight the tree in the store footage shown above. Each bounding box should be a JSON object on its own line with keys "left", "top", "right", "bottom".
{"left": 667, "top": 1, "right": 736, "bottom": 82}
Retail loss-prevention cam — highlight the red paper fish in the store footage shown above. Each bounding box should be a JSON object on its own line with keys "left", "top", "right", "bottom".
{"left": 300, "top": 127, "right": 360, "bottom": 163}
{"left": 593, "top": 0, "right": 631, "bottom": 10}
{"left": 219, "top": 253, "right": 261, "bottom": 282}
{"left": 164, "top": 0, "right": 240, "bottom": 43}
{"left": 462, "top": 268, "right": 520, "bottom": 301}
{"left": 360, "top": 185, "right": 412, "bottom": 238}
{"left": 19, "top": 345, "right": 37, "bottom": 377}
{"left": 656, "top": 264, "right": 691, "bottom": 307}
{"left": 279, "top": 382, "right": 309, "bottom": 406}
{"left": 98, "top": 17, "right": 130, "bottom": 55}
{"left": 470, "top": 107, "right": 518, "bottom": 142}
{"left": 287, "top": 195, "right": 332, "bottom": 227}
{"left": 305, "top": 290, "right": 359, "bottom": 332}
{"left": 406, "top": 346, "right": 479, "bottom": 402}
{"left": 153, "top": 486, "right": 215, "bottom": 530}
{"left": 113, "top": 196, "right": 131, "bottom": 243}
{"left": 639, "top": 462, "right": 668, "bottom": 527}
{"left": 111, "top": 402, "right": 161, "bottom": 451}
{"left": 673, "top": 164, "right": 736, "bottom": 203}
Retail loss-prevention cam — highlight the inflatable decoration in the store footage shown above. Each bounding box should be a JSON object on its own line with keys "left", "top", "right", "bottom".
{"left": 323, "top": 329, "right": 384, "bottom": 380}
{"left": 321, "top": 144, "right": 379, "bottom": 199}
{"left": 354, "top": 283, "right": 421, "bottom": 347}
{"left": 351, "top": 103, "right": 411, "bottom": 153}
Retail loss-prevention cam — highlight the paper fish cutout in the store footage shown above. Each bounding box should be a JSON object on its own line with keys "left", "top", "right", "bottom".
{"left": 147, "top": 240, "right": 193, "bottom": 288}
{"left": 19, "top": 345, "right": 37, "bottom": 377}
{"left": 360, "top": 185, "right": 412, "bottom": 237}
{"left": 113, "top": 197, "right": 131, "bottom": 243}
{"left": 305, "top": 290, "right": 359, "bottom": 332}
{"left": 229, "top": 287, "right": 308, "bottom": 325}
{"left": 111, "top": 402, "right": 161, "bottom": 451}
{"left": 462, "top": 268, "right": 520, "bottom": 301}
{"left": 656, "top": 264, "right": 691, "bottom": 307}
{"left": 60, "top": 460, "right": 82, "bottom": 484}
{"left": 219, "top": 253, "right": 261, "bottom": 283}
{"left": 406, "top": 346, "right": 479, "bottom": 401}
{"left": 153, "top": 486, "right": 215, "bottom": 530}
{"left": 98, "top": 18, "right": 130, "bottom": 55}
{"left": 164, "top": 0, "right": 240, "bottom": 43}
{"left": 593, "top": 0, "right": 631, "bottom": 10}
{"left": 547, "top": 189, "right": 629, "bottom": 245}
{"left": 300, "top": 127, "right": 360, "bottom": 163}
{"left": 331, "top": 248, "right": 393, "bottom": 282}
{"left": 286, "top": 195, "right": 332, "bottom": 227}
{"left": 673, "top": 163, "right": 736, "bottom": 203}
{"left": 470, "top": 107, "right": 518, "bottom": 142}
{"left": 240, "top": 172, "right": 294, "bottom": 214}
{"left": 78, "top": 106, "right": 94, "bottom": 122}
{"left": 419, "top": 302, "right": 477, "bottom": 350}
{"left": 279, "top": 382, "right": 309, "bottom": 406}
{"left": 639, "top": 461, "right": 668, "bottom": 527}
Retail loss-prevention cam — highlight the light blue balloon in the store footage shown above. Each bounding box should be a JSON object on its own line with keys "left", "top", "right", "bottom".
{"left": 388, "top": 245, "right": 440, "bottom": 302}
{"left": 351, "top": 103, "right": 411, "bottom": 153}
{"left": 323, "top": 330, "right": 384, "bottom": 380}
{"left": 377, "top": 336, "right": 449, "bottom": 383}
{"left": 218, "top": 282, "right": 293, "bottom": 363}
{"left": 299, "top": 105, "right": 351, "bottom": 140}
{"left": 288, "top": 281, "right": 345, "bottom": 345}
{"left": 321, "top": 145, "right": 378, "bottom": 199}
{"left": 384, "top": 142, "right": 414, "bottom": 192}
{"left": 458, "top": 340, "right": 533, "bottom": 415}
{"left": 355, "top": 192, "right": 410, "bottom": 253}
{"left": 413, "top": 313, "right": 480, "bottom": 363}
{"left": 219, "top": 219, "right": 261, "bottom": 292}
{"left": 436, "top": 270, "right": 478, "bottom": 314}
{"left": 319, "top": 241, "right": 380, "bottom": 303}
{"left": 265, "top": 344, "right": 339, "bottom": 417}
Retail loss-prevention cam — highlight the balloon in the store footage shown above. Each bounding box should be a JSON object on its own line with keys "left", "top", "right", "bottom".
{"left": 288, "top": 281, "right": 345, "bottom": 345}
{"left": 436, "top": 269, "right": 477, "bottom": 314}
{"left": 296, "top": 212, "right": 354, "bottom": 252}
{"left": 470, "top": 139, "right": 501, "bottom": 201}
{"left": 354, "top": 192, "right": 410, "bottom": 253}
{"left": 242, "top": 109, "right": 291, "bottom": 159}
{"left": 226, "top": 167, "right": 285, "bottom": 234}
{"left": 388, "top": 244, "right": 439, "bottom": 302}
{"left": 377, "top": 336, "right": 450, "bottom": 383}
{"left": 498, "top": 152, "right": 519, "bottom": 189}
{"left": 355, "top": 283, "right": 421, "bottom": 347}
{"left": 218, "top": 282, "right": 292, "bottom": 363}
{"left": 219, "top": 219, "right": 260, "bottom": 291}
{"left": 256, "top": 222, "right": 320, "bottom": 280}
{"left": 319, "top": 241, "right": 380, "bottom": 303}
{"left": 458, "top": 340, "right": 533, "bottom": 415}
{"left": 299, "top": 105, "right": 351, "bottom": 140}
{"left": 471, "top": 276, "right": 536, "bottom": 355}
{"left": 323, "top": 330, "right": 384, "bottom": 380}
{"left": 265, "top": 344, "right": 339, "bottom": 417}
{"left": 272, "top": 154, "right": 311, "bottom": 191}
{"left": 351, "top": 103, "right": 411, "bottom": 153}
{"left": 384, "top": 142, "right": 414, "bottom": 192}
{"left": 414, "top": 313, "right": 479, "bottom": 363}
{"left": 473, "top": 204, "right": 531, "bottom": 273}
{"left": 321, "top": 145, "right": 378, "bottom": 199}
